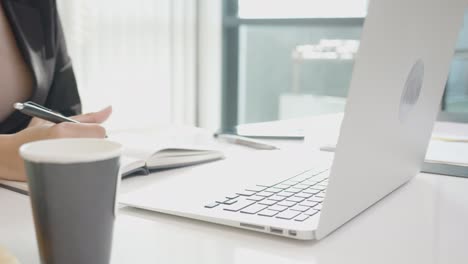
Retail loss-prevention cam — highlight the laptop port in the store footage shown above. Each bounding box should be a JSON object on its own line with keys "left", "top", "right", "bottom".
{"left": 288, "top": 230, "right": 297, "bottom": 236}
{"left": 240, "top": 223, "right": 265, "bottom": 230}
{"left": 270, "top": 227, "right": 284, "bottom": 234}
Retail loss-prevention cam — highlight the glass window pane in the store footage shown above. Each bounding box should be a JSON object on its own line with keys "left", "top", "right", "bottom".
{"left": 444, "top": 14, "right": 468, "bottom": 115}
{"left": 233, "top": 11, "right": 468, "bottom": 125}
{"left": 238, "top": 0, "right": 368, "bottom": 19}
{"left": 238, "top": 24, "right": 362, "bottom": 124}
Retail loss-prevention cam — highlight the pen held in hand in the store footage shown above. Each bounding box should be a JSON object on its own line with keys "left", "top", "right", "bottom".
{"left": 14, "top": 101, "right": 109, "bottom": 138}
{"left": 14, "top": 101, "right": 79, "bottom": 124}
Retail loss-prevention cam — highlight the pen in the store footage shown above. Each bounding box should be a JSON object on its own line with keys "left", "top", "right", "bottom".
{"left": 14, "top": 101, "right": 79, "bottom": 124}
{"left": 214, "top": 133, "right": 279, "bottom": 150}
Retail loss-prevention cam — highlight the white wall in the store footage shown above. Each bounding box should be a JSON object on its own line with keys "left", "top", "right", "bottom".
{"left": 57, "top": 0, "right": 179, "bottom": 129}
{"left": 57, "top": 0, "right": 223, "bottom": 130}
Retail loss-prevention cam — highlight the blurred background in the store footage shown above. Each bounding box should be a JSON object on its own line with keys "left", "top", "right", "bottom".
{"left": 56, "top": 0, "right": 468, "bottom": 131}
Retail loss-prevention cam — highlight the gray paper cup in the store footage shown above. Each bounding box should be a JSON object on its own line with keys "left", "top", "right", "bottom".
{"left": 20, "top": 138, "right": 122, "bottom": 264}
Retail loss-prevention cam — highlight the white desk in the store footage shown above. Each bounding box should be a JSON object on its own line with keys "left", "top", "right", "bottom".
{"left": 2, "top": 117, "right": 468, "bottom": 264}
{"left": 2, "top": 174, "right": 468, "bottom": 264}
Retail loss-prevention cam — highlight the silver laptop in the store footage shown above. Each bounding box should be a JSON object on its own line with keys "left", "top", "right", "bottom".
{"left": 120, "top": 0, "right": 466, "bottom": 240}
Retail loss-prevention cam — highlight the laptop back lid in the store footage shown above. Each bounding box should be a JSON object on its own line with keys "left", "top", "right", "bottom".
{"left": 316, "top": 0, "right": 466, "bottom": 239}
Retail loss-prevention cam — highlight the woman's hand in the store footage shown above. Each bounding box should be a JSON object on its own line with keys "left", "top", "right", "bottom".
{"left": 0, "top": 245, "right": 19, "bottom": 264}
{"left": 0, "top": 106, "right": 112, "bottom": 182}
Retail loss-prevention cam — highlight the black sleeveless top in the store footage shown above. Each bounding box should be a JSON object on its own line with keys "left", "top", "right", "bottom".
{"left": 0, "top": 0, "right": 81, "bottom": 134}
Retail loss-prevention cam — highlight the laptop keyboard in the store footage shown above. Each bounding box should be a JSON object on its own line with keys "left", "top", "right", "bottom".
{"left": 204, "top": 168, "right": 329, "bottom": 222}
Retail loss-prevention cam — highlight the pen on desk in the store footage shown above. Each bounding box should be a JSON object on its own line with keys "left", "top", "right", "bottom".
{"left": 14, "top": 101, "right": 79, "bottom": 124}
{"left": 214, "top": 133, "right": 279, "bottom": 150}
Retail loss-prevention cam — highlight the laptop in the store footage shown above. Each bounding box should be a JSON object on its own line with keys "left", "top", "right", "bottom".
{"left": 120, "top": 0, "right": 466, "bottom": 240}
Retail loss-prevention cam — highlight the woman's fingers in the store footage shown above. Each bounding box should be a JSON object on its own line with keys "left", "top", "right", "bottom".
{"left": 27, "top": 117, "right": 53, "bottom": 128}
{"left": 49, "top": 122, "right": 107, "bottom": 138}
{"left": 71, "top": 106, "right": 112, "bottom": 124}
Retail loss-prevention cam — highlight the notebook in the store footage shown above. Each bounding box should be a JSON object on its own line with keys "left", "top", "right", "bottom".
{"left": 0, "top": 146, "right": 224, "bottom": 193}
{"left": 121, "top": 146, "right": 224, "bottom": 177}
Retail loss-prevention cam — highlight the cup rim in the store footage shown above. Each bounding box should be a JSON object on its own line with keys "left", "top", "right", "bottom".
{"left": 20, "top": 138, "right": 122, "bottom": 164}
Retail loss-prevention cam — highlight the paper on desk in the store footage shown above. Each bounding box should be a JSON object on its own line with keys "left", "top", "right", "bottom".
{"left": 321, "top": 139, "right": 468, "bottom": 169}
{"left": 426, "top": 140, "right": 468, "bottom": 166}
{"left": 432, "top": 121, "right": 468, "bottom": 142}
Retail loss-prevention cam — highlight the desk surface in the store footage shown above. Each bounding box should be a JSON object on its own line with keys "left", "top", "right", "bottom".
{"left": 2, "top": 173, "right": 468, "bottom": 264}
{"left": 2, "top": 117, "right": 468, "bottom": 263}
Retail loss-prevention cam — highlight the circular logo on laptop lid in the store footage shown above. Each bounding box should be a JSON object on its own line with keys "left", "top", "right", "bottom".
{"left": 399, "top": 59, "right": 424, "bottom": 123}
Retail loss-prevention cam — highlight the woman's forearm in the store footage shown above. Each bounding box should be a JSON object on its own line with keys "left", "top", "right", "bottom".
{"left": 0, "top": 134, "right": 24, "bottom": 181}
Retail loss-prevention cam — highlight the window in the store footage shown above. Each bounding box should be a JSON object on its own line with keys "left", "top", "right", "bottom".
{"left": 238, "top": 0, "right": 367, "bottom": 19}
{"left": 222, "top": 0, "right": 468, "bottom": 130}
{"left": 443, "top": 14, "right": 468, "bottom": 122}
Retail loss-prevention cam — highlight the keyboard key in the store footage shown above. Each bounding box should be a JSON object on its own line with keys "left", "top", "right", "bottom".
{"left": 311, "top": 168, "right": 328, "bottom": 175}
{"left": 313, "top": 203, "right": 323, "bottom": 210}
{"left": 295, "top": 192, "right": 313, "bottom": 199}
{"left": 264, "top": 187, "right": 282, "bottom": 193}
{"left": 275, "top": 183, "right": 292, "bottom": 189}
{"left": 240, "top": 204, "right": 268, "bottom": 214}
{"left": 277, "top": 200, "right": 297, "bottom": 207}
{"left": 303, "top": 188, "right": 321, "bottom": 195}
{"left": 204, "top": 202, "right": 219, "bottom": 208}
{"left": 284, "top": 188, "right": 301, "bottom": 194}
{"left": 216, "top": 198, "right": 237, "bottom": 205}
{"left": 236, "top": 190, "right": 257, "bottom": 197}
{"left": 268, "top": 204, "right": 288, "bottom": 212}
{"left": 216, "top": 198, "right": 229, "bottom": 204}
{"left": 299, "top": 200, "right": 318, "bottom": 207}
{"left": 316, "top": 184, "right": 328, "bottom": 190}
{"left": 225, "top": 194, "right": 239, "bottom": 200}
{"left": 304, "top": 208, "right": 319, "bottom": 216}
{"left": 290, "top": 205, "right": 310, "bottom": 212}
{"left": 256, "top": 191, "right": 274, "bottom": 197}
{"left": 223, "top": 199, "right": 255, "bottom": 212}
{"left": 245, "top": 186, "right": 267, "bottom": 192}
{"left": 223, "top": 199, "right": 237, "bottom": 205}
{"left": 276, "top": 209, "right": 302, "bottom": 220}
{"left": 277, "top": 191, "right": 294, "bottom": 197}
{"left": 308, "top": 196, "right": 324, "bottom": 203}
{"left": 268, "top": 195, "right": 286, "bottom": 202}
{"left": 301, "top": 179, "right": 319, "bottom": 185}
{"left": 286, "top": 196, "right": 305, "bottom": 203}
{"left": 283, "top": 180, "right": 301, "bottom": 185}
{"left": 313, "top": 174, "right": 328, "bottom": 182}
{"left": 258, "top": 209, "right": 279, "bottom": 217}
{"left": 247, "top": 195, "right": 265, "bottom": 202}
{"left": 294, "top": 214, "right": 310, "bottom": 222}
{"left": 290, "top": 186, "right": 308, "bottom": 192}
{"left": 295, "top": 184, "right": 312, "bottom": 189}
{"left": 259, "top": 199, "right": 277, "bottom": 206}
{"left": 310, "top": 186, "right": 326, "bottom": 191}
{"left": 315, "top": 194, "right": 326, "bottom": 199}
